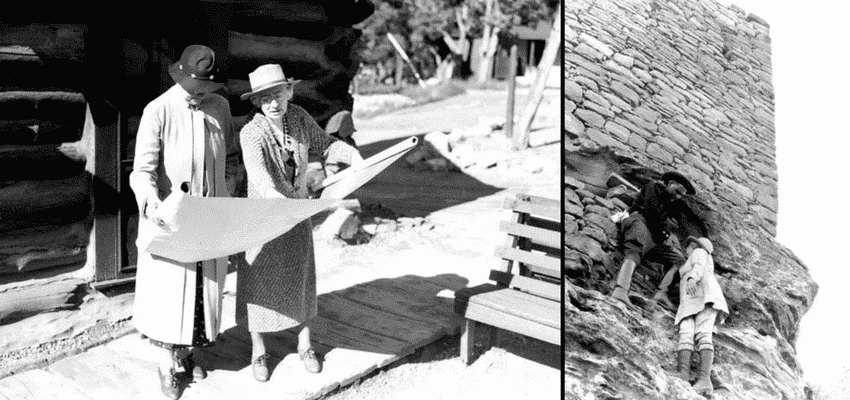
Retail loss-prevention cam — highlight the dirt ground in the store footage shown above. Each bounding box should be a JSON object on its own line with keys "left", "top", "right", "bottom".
{"left": 311, "top": 86, "right": 562, "bottom": 399}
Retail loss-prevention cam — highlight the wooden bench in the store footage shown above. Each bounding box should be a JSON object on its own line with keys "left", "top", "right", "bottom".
{"left": 453, "top": 193, "right": 561, "bottom": 364}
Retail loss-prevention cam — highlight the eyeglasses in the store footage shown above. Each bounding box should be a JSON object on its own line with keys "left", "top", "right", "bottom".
{"left": 259, "top": 87, "right": 293, "bottom": 104}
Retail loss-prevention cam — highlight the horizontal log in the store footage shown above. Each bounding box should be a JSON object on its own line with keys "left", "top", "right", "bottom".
{"left": 0, "top": 24, "right": 86, "bottom": 60}
{"left": 0, "top": 222, "right": 90, "bottom": 277}
{"left": 0, "top": 173, "right": 92, "bottom": 232}
{"left": 0, "top": 279, "right": 87, "bottom": 324}
{"left": 0, "top": 121, "right": 84, "bottom": 145}
{"left": 0, "top": 91, "right": 86, "bottom": 123}
{"left": 0, "top": 143, "right": 86, "bottom": 179}
{"left": 228, "top": 31, "right": 341, "bottom": 78}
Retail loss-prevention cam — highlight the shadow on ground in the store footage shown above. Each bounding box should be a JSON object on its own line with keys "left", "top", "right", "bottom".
{"left": 193, "top": 273, "right": 470, "bottom": 377}
{"left": 347, "top": 135, "right": 504, "bottom": 218}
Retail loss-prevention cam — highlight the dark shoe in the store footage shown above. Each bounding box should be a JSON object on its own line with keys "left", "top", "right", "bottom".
{"left": 158, "top": 367, "right": 181, "bottom": 399}
{"left": 611, "top": 285, "right": 634, "bottom": 307}
{"left": 252, "top": 353, "right": 270, "bottom": 382}
{"left": 300, "top": 348, "right": 322, "bottom": 374}
{"left": 181, "top": 354, "right": 206, "bottom": 380}
{"left": 652, "top": 290, "right": 675, "bottom": 311}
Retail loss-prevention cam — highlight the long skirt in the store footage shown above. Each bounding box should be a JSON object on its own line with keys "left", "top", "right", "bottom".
{"left": 235, "top": 219, "right": 317, "bottom": 332}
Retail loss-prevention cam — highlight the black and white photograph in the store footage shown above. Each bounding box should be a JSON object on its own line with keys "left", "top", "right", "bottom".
{"left": 0, "top": 0, "right": 561, "bottom": 399}
{"left": 566, "top": 0, "right": 848, "bottom": 399}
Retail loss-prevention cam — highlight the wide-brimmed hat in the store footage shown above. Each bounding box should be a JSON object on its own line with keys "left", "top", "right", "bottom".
{"left": 325, "top": 110, "right": 355, "bottom": 137}
{"left": 661, "top": 171, "right": 696, "bottom": 195}
{"left": 240, "top": 64, "right": 300, "bottom": 101}
{"left": 686, "top": 236, "right": 714, "bottom": 254}
{"left": 168, "top": 44, "right": 225, "bottom": 94}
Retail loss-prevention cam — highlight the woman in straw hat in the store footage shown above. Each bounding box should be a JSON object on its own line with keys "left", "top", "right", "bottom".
{"left": 236, "top": 64, "right": 363, "bottom": 381}
{"left": 672, "top": 236, "right": 729, "bottom": 397}
{"left": 130, "top": 44, "right": 240, "bottom": 399}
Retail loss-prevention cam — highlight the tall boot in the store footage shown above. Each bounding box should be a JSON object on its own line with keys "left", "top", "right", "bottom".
{"left": 611, "top": 258, "right": 636, "bottom": 307}
{"left": 674, "top": 349, "right": 692, "bottom": 381}
{"left": 652, "top": 265, "right": 677, "bottom": 310}
{"left": 693, "top": 348, "right": 714, "bottom": 397}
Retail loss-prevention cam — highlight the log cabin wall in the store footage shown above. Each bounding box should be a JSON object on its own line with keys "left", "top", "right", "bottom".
{"left": 0, "top": 0, "right": 374, "bottom": 326}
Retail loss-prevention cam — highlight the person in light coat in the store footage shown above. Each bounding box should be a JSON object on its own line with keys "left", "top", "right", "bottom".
{"left": 129, "top": 44, "right": 240, "bottom": 399}
{"left": 673, "top": 236, "right": 728, "bottom": 398}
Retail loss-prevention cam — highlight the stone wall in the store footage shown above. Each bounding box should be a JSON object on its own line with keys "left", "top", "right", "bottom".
{"left": 565, "top": 0, "right": 778, "bottom": 236}
{"left": 565, "top": 1, "right": 818, "bottom": 399}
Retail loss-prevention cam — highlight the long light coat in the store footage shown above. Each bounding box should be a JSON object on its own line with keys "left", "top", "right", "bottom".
{"left": 129, "top": 84, "right": 239, "bottom": 345}
{"left": 674, "top": 247, "right": 729, "bottom": 325}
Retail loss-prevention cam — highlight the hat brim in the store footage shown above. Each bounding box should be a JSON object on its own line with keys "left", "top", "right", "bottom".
{"left": 169, "top": 62, "right": 225, "bottom": 94}
{"left": 240, "top": 79, "right": 301, "bottom": 101}
{"left": 662, "top": 171, "right": 696, "bottom": 195}
{"left": 686, "top": 236, "right": 713, "bottom": 253}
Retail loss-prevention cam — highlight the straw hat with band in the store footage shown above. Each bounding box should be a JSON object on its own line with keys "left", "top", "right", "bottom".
{"left": 240, "top": 64, "right": 300, "bottom": 101}
{"left": 686, "top": 236, "right": 714, "bottom": 254}
{"left": 168, "top": 44, "right": 226, "bottom": 94}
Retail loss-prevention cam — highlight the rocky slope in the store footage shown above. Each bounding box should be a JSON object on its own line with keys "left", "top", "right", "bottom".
{"left": 564, "top": 0, "right": 818, "bottom": 399}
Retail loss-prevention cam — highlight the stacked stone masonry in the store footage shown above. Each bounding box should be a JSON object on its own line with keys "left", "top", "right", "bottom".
{"left": 566, "top": 0, "right": 778, "bottom": 237}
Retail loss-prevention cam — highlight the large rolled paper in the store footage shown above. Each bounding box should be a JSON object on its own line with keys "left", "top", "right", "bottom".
{"left": 140, "top": 191, "right": 339, "bottom": 263}
{"left": 319, "top": 136, "right": 418, "bottom": 199}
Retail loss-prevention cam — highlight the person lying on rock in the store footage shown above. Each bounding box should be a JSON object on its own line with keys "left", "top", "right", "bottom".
{"left": 611, "top": 171, "right": 695, "bottom": 308}
{"left": 673, "top": 236, "right": 728, "bottom": 398}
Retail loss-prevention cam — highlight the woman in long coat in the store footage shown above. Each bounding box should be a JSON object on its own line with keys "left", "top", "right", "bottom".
{"left": 130, "top": 45, "right": 239, "bottom": 399}
{"left": 236, "top": 64, "right": 362, "bottom": 382}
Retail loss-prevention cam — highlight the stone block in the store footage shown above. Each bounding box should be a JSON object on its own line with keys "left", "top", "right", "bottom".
{"left": 574, "top": 108, "right": 606, "bottom": 128}
{"left": 604, "top": 121, "right": 630, "bottom": 142}
{"left": 585, "top": 128, "right": 623, "bottom": 150}
{"left": 602, "top": 92, "right": 632, "bottom": 112}
{"left": 704, "top": 108, "right": 731, "bottom": 126}
{"left": 579, "top": 32, "right": 615, "bottom": 57}
{"left": 583, "top": 100, "right": 615, "bottom": 119}
{"left": 633, "top": 105, "right": 661, "bottom": 124}
{"left": 655, "top": 136, "right": 685, "bottom": 156}
{"left": 565, "top": 234, "right": 605, "bottom": 262}
{"left": 565, "top": 80, "right": 584, "bottom": 102}
{"left": 585, "top": 205, "right": 612, "bottom": 218}
{"left": 646, "top": 142, "right": 674, "bottom": 164}
{"left": 566, "top": 112, "right": 586, "bottom": 136}
{"left": 757, "top": 192, "right": 778, "bottom": 213}
{"left": 623, "top": 112, "right": 657, "bottom": 132}
{"left": 610, "top": 80, "right": 641, "bottom": 106}
{"left": 631, "top": 67, "right": 653, "bottom": 83}
{"left": 658, "top": 123, "right": 690, "bottom": 148}
{"left": 627, "top": 133, "right": 647, "bottom": 151}
{"left": 566, "top": 99, "right": 576, "bottom": 114}
{"left": 584, "top": 90, "right": 612, "bottom": 110}
{"left": 574, "top": 75, "right": 599, "bottom": 92}
{"left": 565, "top": 201, "right": 584, "bottom": 217}
{"left": 613, "top": 53, "right": 634, "bottom": 68}
{"left": 574, "top": 42, "right": 604, "bottom": 60}
{"left": 719, "top": 175, "right": 754, "bottom": 201}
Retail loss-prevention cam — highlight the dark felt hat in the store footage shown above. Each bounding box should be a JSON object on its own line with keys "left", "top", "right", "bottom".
{"left": 661, "top": 171, "right": 696, "bottom": 195}
{"left": 168, "top": 44, "right": 226, "bottom": 94}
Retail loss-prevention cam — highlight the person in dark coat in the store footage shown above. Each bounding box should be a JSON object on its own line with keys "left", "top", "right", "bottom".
{"left": 610, "top": 171, "right": 696, "bottom": 307}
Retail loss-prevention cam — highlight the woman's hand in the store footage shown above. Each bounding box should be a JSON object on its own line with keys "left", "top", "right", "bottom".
{"left": 141, "top": 196, "right": 165, "bottom": 227}
{"left": 685, "top": 277, "right": 698, "bottom": 297}
{"left": 350, "top": 152, "right": 364, "bottom": 169}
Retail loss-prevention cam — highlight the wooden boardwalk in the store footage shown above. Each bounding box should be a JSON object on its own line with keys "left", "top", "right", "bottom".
{"left": 0, "top": 273, "right": 468, "bottom": 400}
{"left": 0, "top": 101, "right": 560, "bottom": 399}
